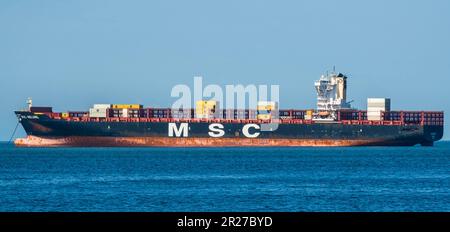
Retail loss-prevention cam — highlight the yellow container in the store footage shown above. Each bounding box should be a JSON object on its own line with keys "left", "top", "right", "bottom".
{"left": 196, "top": 100, "right": 217, "bottom": 118}
{"left": 257, "top": 105, "right": 273, "bottom": 111}
{"left": 196, "top": 100, "right": 217, "bottom": 109}
{"left": 62, "top": 112, "right": 69, "bottom": 118}
{"left": 112, "top": 104, "right": 142, "bottom": 109}
{"left": 257, "top": 101, "right": 277, "bottom": 111}
{"left": 257, "top": 114, "right": 271, "bottom": 120}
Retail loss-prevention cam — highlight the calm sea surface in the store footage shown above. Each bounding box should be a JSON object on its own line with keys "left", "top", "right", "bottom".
{"left": 0, "top": 142, "right": 449, "bottom": 212}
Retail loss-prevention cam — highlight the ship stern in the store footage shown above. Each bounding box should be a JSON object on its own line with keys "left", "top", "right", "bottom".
{"left": 421, "top": 125, "right": 444, "bottom": 146}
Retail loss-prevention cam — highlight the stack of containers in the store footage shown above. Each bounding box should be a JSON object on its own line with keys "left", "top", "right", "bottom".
{"left": 248, "top": 109, "right": 257, "bottom": 119}
{"left": 339, "top": 110, "right": 368, "bottom": 120}
{"left": 257, "top": 101, "right": 277, "bottom": 120}
{"left": 89, "top": 104, "right": 111, "bottom": 118}
{"left": 384, "top": 111, "right": 401, "bottom": 121}
{"left": 196, "top": 101, "right": 218, "bottom": 119}
{"left": 170, "top": 108, "right": 192, "bottom": 119}
{"left": 234, "top": 109, "right": 249, "bottom": 119}
{"left": 367, "top": 98, "right": 391, "bottom": 121}
{"left": 403, "top": 112, "right": 421, "bottom": 124}
{"left": 304, "top": 110, "right": 313, "bottom": 120}
{"left": 111, "top": 104, "right": 143, "bottom": 118}
{"left": 169, "top": 109, "right": 180, "bottom": 119}
{"left": 30, "top": 107, "right": 53, "bottom": 113}
{"left": 338, "top": 110, "right": 357, "bottom": 120}
{"left": 361, "top": 111, "right": 368, "bottom": 120}
{"left": 222, "top": 109, "right": 234, "bottom": 119}
{"left": 292, "top": 110, "right": 306, "bottom": 119}
{"left": 152, "top": 108, "right": 170, "bottom": 118}
{"left": 69, "top": 112, "right": 88, "bottom": 117}
{"left": 424, "top": 112, "right": 444, "bottom": 125}
{"left": 279, "top": 110, "right": 291, "bottom": 119}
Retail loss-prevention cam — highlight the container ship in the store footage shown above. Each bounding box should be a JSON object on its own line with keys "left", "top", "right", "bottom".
{"left": 14, "top": 72, "right": 444, "bottom": 147}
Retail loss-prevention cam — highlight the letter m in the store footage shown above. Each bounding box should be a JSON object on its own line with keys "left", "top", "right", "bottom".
{"left": 168, "top": 123, "right": 189, "bottom": 137}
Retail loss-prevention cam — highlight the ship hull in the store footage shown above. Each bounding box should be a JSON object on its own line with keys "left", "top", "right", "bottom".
{"left": 14, "top": 135, "right": 423, "bottom": 147}
{"left": 14, "top": 112, "right": 443, "bottom": 147}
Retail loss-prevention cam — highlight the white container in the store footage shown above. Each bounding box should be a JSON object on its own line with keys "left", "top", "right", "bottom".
{"left": 93, "top": 104, "right": 111, "bottom": 109}
{"left": 367, "top": 98, "right": 391, "bottom": 111}
{"left": 367, "top": 116, "right": 381, "bottom": 121}
{"left": 122, "top": 108, "right": 129, "bottom": 118}
{"left": 89, "top": 108, "right": 108, "bottom": 118}
{"left": 367, "top": 111, "right": 383, "bottom": 121}
{"left": 367, "top": 98, "right": 391, "bottom": 121}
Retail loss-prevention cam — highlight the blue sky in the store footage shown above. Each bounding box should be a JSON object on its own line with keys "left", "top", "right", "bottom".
{"left": 0, "top": 0, "right": 449, "bottom": 140}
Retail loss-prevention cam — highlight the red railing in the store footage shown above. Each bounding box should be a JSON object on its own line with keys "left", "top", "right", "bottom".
{"left": 41, "top": 109, "right": 444, "bottom": 126}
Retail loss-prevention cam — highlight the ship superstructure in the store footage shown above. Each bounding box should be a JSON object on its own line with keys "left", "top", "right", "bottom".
{"left": 314, "top": 72, "right": 351, "bottom": 120}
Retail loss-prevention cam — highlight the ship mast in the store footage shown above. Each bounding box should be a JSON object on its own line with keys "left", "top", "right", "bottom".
{"left": 27, "top": 97, "right": 32, "bottom": 111}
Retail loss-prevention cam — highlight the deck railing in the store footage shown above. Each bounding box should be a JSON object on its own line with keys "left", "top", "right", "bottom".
{"left": 41, "top": 108, "right": 444, "bottom": 126}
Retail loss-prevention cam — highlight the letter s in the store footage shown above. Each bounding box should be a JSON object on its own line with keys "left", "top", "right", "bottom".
{"left": 209, "top": 123, "right": 225, "bottom": 138}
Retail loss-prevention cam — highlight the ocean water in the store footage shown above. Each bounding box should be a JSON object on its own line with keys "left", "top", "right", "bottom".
{"left": 0, "top": 142, "right": 449, "bottom": 212}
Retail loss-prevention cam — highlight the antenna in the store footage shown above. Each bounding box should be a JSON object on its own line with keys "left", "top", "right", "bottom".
{"left": 333, "top": 65, "right": 336, "bottom": 73}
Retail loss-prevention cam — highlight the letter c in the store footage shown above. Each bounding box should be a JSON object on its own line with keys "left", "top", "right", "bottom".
{"left": 242, "top": 124, "right": 260, "bottom": 138}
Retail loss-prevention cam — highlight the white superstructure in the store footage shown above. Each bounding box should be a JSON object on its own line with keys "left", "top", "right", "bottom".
{"left": 314, "top": 71, "right": 352, "bottom": 120}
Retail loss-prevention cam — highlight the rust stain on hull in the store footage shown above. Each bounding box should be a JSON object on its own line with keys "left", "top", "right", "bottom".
{"left": 14, "top": 136, "right": 416, "bottom": 147}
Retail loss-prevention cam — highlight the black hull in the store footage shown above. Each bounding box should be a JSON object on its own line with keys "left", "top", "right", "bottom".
{"left": 15, "top": 112, "right": 444, "bottom": 147}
